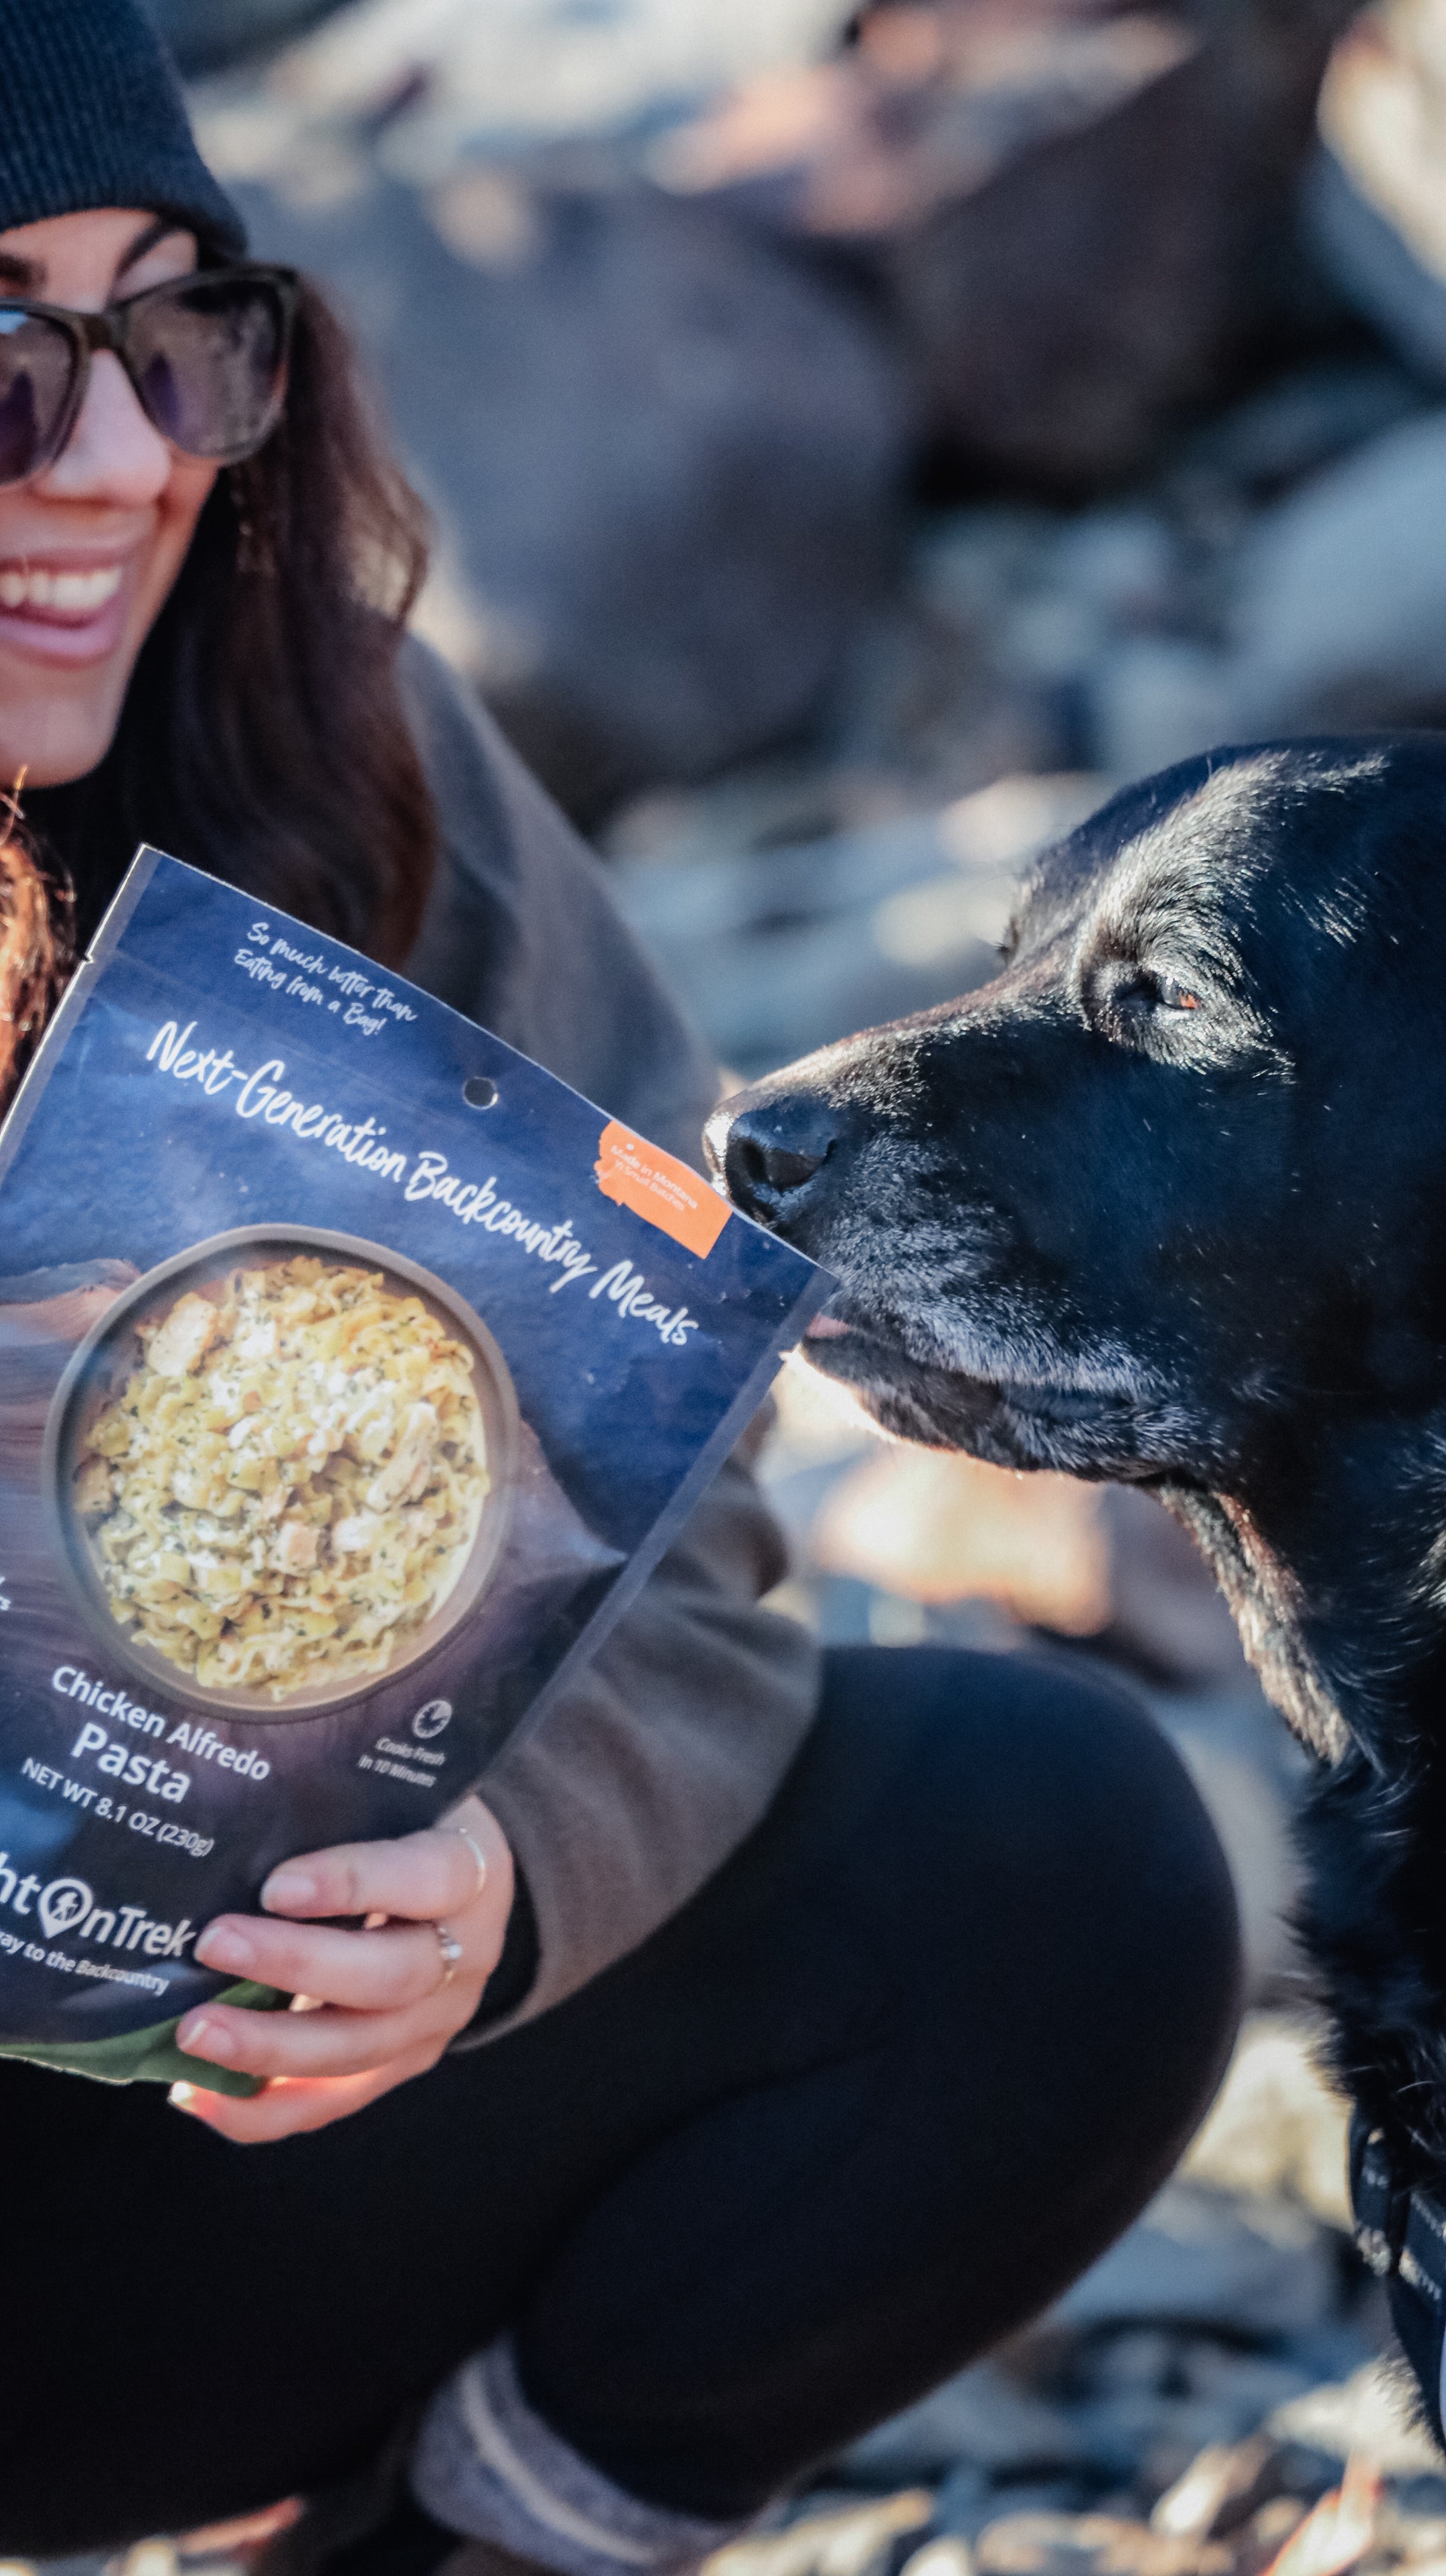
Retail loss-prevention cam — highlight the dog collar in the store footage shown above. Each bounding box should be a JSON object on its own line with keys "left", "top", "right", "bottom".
{"left": 1350, "top": 2111, "right": 1446, "bottom": 2444}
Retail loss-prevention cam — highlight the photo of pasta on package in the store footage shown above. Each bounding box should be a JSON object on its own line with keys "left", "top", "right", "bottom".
{"left": 46, "top": 1227, "right": 519, "bottom": 1716}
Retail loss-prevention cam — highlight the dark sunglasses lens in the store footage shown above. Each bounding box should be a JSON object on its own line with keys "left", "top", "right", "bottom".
{"left": 129, "top": 275, "right": 289, "bottom": 462}
{"left": 0, "top": 310, "right": 76, "bottom": 485}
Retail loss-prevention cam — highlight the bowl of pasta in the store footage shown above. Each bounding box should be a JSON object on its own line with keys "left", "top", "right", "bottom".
{"left": 44, "top": 1226, "right": 520, "bottom": 1717}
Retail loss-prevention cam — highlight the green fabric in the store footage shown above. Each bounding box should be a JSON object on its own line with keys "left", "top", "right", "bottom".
{"left": 0, "top": 1978, "right": 285, "bottom": 2093}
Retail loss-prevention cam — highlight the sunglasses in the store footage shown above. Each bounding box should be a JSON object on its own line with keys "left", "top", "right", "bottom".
{"left": 0, "top": 262, "right": 299, "bottom": 489}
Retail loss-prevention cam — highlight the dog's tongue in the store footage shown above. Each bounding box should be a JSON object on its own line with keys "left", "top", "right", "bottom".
{"left": 805, "top": 1314, "right": 850, "bottom": 1339}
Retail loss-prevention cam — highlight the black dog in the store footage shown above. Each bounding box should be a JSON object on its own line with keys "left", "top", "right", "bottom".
{"left": 707, "top": 738, "right": 1446, "bottom": 2366}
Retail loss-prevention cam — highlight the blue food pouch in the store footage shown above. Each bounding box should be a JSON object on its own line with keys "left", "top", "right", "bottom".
{"left": 0, "top": 849, "right": 827, "bottom": 2089}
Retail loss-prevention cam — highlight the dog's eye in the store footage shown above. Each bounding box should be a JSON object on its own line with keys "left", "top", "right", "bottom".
{"left": 1156, "top": 976, "right": 1201, "bottom": 1012}
{"left": 1106, "top": 968, "right": 1206, "bottom": 1029}
{"left": 1092, "top": 961, "right": 1210, "bottom": 1036}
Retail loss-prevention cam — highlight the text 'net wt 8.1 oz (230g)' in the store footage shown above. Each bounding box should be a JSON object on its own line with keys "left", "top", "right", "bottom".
{"left": 0, "top": 847, "right": 829, "bottom": 2091}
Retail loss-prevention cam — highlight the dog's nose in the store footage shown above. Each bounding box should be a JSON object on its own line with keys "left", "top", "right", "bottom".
{"left": 705, "top": 1092, "right": 848, "bottom": 1231}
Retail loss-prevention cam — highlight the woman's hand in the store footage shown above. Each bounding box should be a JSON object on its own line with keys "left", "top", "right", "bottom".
{"left": 169, "top": 1793, "right": 514, "bottom": 2143}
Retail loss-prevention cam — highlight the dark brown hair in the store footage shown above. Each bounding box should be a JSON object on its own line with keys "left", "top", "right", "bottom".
{"left": 22, "top": 276, "right": 437, "bottom": 1002}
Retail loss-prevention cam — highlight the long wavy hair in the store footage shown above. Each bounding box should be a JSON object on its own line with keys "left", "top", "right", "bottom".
{"left": 3, "top": 277, "right": 437, "bottom": 1114}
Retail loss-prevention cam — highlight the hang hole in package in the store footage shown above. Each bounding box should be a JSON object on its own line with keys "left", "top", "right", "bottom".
{"left": 0, "top": 849, "right": 829, "bottom": 2091}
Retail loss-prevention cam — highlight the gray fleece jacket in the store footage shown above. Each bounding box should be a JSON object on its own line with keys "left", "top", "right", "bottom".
{"left": 398, "top": 637, "right": 822, "bottom": 2034}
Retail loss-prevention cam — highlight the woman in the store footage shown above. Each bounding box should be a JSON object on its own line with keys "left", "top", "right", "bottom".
{"left": 0, "top": 5, "right": 1242, "bottom": 2569}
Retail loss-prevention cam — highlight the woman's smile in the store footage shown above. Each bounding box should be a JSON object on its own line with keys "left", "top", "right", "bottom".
{"left": 0, "top": 546, "right": 133, "bottom": 660}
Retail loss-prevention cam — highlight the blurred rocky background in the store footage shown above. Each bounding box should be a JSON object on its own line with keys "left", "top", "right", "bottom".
{"left": 75, "top": 3, "right": 1446, "bottom": 2573}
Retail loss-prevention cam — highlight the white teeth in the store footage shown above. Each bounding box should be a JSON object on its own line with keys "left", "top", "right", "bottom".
{"left": 0, "top": 564, "right": 123, "bottom": 614}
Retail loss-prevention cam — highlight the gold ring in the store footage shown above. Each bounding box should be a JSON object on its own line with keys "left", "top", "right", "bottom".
{"left": 445, "top": 1823, "right": 488, "bottom": 1898}
{"left": 434, "top": 1921, "right": 465, "bottom": 1987}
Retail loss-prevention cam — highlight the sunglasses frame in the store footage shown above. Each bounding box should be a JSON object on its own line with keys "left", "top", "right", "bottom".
{"left": 0, "top": 261, "right": 301, "bottom": 487}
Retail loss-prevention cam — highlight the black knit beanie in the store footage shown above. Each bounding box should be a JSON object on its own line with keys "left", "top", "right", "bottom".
{"left": 0, "top": 0, "right": 246, "bottom": 258}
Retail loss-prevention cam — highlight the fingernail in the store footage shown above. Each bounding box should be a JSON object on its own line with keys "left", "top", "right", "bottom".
{"left": 178, "top": 2014, "right": 236, "bottom": 2062}
{"left": 169, "top": 2081, "right": 197, "bottom": 2111}
{"left": 262, "top": 1870, "right": 317, "bottom": 1912}
{"left": 195, "top": 1922, "right": 256, "bottom": 1973}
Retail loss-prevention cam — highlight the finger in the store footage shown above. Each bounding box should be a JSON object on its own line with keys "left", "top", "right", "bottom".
{"left": 176, "top": 2501, "right": 302, "bottom": 2555}
{"left": 170, "top": 2046, "right": 438, "bottom": 2144}
{"left": 175, "top": 1985, "right": 475, "bottom": 2082}
{"left": 193, "top": 1913, "right": 455, "bottom": 2013}
{"left": 260, "top": 1820, "right": 494, "bottom": 1925}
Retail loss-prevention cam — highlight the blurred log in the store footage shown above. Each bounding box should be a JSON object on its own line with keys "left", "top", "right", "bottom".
{"left": 880, "top": 0, "right": 1359, "bottom": 487}
{"left": 1310, "top": 0, "right": 1446, "bottom": 386}
{"left": 811, "top": 1446, "right": 1115, "bottom": 1633}
{"left": 809, "top": 1440, "right": 1248, "bottom": 1681}
{"left": 661, "top": 0, "right": 1364, "bottom": 490}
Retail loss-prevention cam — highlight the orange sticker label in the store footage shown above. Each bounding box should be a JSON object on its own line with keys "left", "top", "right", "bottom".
{"left": 594, "top": 1120, "right": 732, "bottom": 1258}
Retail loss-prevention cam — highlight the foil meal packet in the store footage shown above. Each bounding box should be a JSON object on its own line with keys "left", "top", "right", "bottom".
{"left": 0, "top": 848, "right": 828, "bottom": 2093}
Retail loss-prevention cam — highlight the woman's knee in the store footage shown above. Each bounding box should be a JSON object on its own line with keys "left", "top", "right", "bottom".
{"left": 818, "top": 1643, "right": 1243, "bottom": 2154}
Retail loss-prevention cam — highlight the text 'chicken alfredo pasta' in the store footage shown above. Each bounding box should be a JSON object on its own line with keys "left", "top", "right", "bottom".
{"left": 76, "top": 1256, "right": 489, "bottom": 1698}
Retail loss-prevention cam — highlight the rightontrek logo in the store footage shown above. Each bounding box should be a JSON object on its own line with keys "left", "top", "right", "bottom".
{"left": 0, "top": 1856, "right": 196, "bottom": 1959}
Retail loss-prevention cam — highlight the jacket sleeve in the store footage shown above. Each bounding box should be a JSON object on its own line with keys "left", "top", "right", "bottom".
{"left": 399, "top": 639, "right": 822, "bottom": 2031}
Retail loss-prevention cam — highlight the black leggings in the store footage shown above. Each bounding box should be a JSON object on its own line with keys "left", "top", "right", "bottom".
{"left": 0, "top": 1645, "right": 1241, "bottom": 2555}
